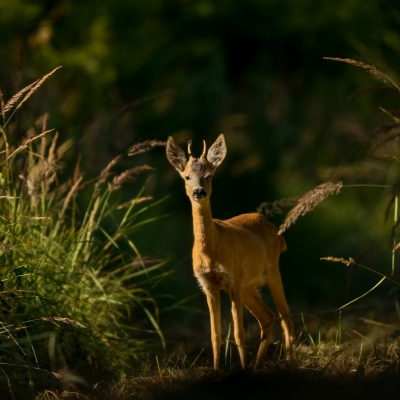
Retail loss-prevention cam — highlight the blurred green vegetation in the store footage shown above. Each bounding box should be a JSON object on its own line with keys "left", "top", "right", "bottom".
{"left": 2, "top": 0, "right": 400, "bottom": 345}
{"left": 0, "top": 101, "right": 171, "bottom": 394}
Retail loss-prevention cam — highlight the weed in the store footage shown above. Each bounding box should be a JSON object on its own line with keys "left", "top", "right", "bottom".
{"left": 269, "top": 58, "right": 400, "bottom": 311}
{"left": 0, "top": 69, "right": 167, "bottom": 396}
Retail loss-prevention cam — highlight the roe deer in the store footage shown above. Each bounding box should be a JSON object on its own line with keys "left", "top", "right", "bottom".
{"left": 166, "top": 134, "right": 294, "bottom": 369}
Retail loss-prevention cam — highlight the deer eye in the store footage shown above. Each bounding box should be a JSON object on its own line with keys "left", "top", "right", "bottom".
{"left": 185, "top": 176, "right": 191, "bottom": 181}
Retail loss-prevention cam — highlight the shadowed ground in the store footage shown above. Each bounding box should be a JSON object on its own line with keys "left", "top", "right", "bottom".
{"left": 153, "top": 369, "right": 400, "bottom": 400}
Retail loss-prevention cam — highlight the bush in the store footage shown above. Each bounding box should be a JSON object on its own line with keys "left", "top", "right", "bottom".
{"left": 0, "top": 69, "right": 166, "bottom": 395}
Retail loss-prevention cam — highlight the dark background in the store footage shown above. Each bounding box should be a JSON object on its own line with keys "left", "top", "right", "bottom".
{"left": 2, "top": 0, "right": 400, "bottom": 347}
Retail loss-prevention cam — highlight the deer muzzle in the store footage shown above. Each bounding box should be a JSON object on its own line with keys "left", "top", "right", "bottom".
{"left": 193, "top": 188, "right": 207, "bottom": 200}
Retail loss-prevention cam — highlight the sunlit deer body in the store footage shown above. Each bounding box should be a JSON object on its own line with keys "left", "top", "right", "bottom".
{"left": 166, "top": 134, "right": 294, "bottom": 369}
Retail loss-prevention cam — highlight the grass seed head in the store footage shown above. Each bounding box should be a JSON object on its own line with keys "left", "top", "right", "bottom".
{"left": 128, "top": 140, "right": 166, "bottom": 157}
{"left": 109, "top": 165, "right": 154, "bottom": 191}
{"left": 279, "top": 181, "right": 342, "bottom": 234}
{"left": 2, "top": 80, "right": 38, "bottom": 114}
{"left": 15, "top": 66, "right": 62, "bottom": 112}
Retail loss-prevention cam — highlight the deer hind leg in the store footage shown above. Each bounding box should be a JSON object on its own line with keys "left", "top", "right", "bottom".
{"left": 242, "top": 286, "right": 276, "bottom": 369}
{"left": 229, "top": 289, "right": 246, "bottom": 369}
{"left": 268, "top": 270, "right": 294, "bottom": 359}
{"left": 205, "top": 290, "right": 221, "bottom": 369}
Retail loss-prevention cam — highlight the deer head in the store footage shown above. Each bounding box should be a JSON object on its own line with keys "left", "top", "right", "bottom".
{"left": 166, "top": 134, "right": 227, "bottom": 202}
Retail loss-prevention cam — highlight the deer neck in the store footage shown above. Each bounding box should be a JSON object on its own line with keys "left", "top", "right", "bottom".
{"left": 191, "top": 200, "right": 217, "bottom": 254}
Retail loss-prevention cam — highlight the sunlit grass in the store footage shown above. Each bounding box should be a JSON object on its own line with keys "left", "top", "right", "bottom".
{"left": 0, "top": 70, "right": 167, "bottom": 397}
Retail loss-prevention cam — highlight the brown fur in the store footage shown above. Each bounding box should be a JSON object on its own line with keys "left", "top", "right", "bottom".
{"left": 166, "top": 134, "right": 294, "bottom": 369}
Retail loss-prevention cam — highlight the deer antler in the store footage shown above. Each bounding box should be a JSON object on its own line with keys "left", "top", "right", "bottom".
{"left": 187, "top": 140, "right": 193, "bottom": 157}
{"left": 201, "top": 140, "right": 207, "bottom": 159}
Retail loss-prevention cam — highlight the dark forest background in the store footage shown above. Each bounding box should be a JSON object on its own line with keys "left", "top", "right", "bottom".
{"left": 2, "top": 0, "right": 400, "bottom": 346}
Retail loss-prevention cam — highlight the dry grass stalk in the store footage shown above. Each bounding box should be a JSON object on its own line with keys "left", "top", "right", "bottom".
{"left": 379, "top": 107, "right": 400, "bottom": 124}
{"left": 55, "top": 138, "right": 74, "bottom": 160}
{"left": 73, "top": 155, "right": 82, "bottom": 184}
{"left": 2, "top": 80, "right": 39, "bottom": 113}
{"left": 86, "top": 196, "right": 101, "bottom": 250}
{"left": 120, "top": 256, "right": 162, "bottom": 269}
{"left": 47, "top": 130, "right": 58, "bottom": 163}
{"left": 393, "top": 242, "right": 400, "bottom": 252}
{"left": 39, "top": 114, "right": 49, "bottom": 157}
{"left": 109, "top": 165, "right": 154, "bottom": 192}
{"left": 324, "top": 115, "right": 400, "bottom": 182}
{"left": 27, "top": 159, "right": 58, "bottom": 201}
{"left": 324, "top": 57, "right": 400, "bottom": 92}
{"left": 60, "top": 175, "right": 84, "bottom": 217}
{"left": 41, "top": 317, "right": 86, "bottom": 328}
{"left": 384, "top": 186, "right": 400, "bottom": 227}
{"left": 257, "top": 197, "right": 299, "bottom": 218}
{"left": 128, "top": 140, "right": 166, "bottom": 157}
{"left": 23, "top": 131, "right": 70, "bottom": 207}
{"left": 359, "top": 317, "right": 400, "bottom": 331}
{"left": 320, "top": 256, "right": 356, "bottom": 266}
{"left": 1, "top": 239, "right": 22, "bottom": 254}
{"left": 98, "top": 154, "right": 122, "bottom": 185}
{"left": 20, "top": 216, "right": 51, "bottom": 221}
{"left": 365, "top": 127, "right": 399, "bottom": 153}
{"left": 278, "top": 182, "right": 342, "bottom": 234}
{"left": 15, "top": 66, "right": 62, "bottom": 112}
{"left": 0, "top": 88, "right": 5, "bottom": 121}
{"left": 2, "top": 129, "right": 53, "bottom": 164}
{"left": 117, "top": 196, "right": 153, "bottom": 209}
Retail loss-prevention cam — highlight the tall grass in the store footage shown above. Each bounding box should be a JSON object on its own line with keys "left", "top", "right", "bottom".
{"left": 262, "top": 59, "right": 400, "bottom": 307}
{"left": 0, "top": 69, "right": 167, "bottom": 396}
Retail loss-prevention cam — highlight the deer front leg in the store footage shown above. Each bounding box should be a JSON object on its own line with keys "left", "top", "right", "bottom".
{"left": 229, "top": 289, "right": 246, "bottom": 369}
{"left": 205, "top": 290, "right": 221, "bottom": 369}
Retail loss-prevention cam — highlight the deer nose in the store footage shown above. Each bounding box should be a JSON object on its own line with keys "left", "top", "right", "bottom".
{"left": 193, "top": 188, "right": 207, "bottom": 199}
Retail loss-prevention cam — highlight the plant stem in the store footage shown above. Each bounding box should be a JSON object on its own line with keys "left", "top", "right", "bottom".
{"left": 392, "top": 195, "right": 398, "bottom": 276}
{"left": 342, "top": 184, "right": 391, "bottom": 189}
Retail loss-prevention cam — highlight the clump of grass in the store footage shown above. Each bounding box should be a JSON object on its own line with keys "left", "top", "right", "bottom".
{"left": 0, "top": 69, "right": 167, "bottom": 396}
{"left": 319, "top": 59, "right": 400, "bottom": 308}
{"left": 266, "top": 58, "right": 400, "bottom": 312}
{"left": 41, "top": 313, "right": 400, "bottom": 399}
{"left": 28, "top": 306, "right": 400, "bottom": 399}
{"left": 253, "top": 60, "right": 400, "bottom": 398}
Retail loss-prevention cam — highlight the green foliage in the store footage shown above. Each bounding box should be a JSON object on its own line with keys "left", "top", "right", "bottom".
{"left": 2, "top": 0, "right": 400, "bottom": 307}
{"left": 276, "top": 59, "right": 400, "bottom": 311}
{"left": 3, "top": 5, "right": 400, "bottom": 397}
{"left": 0, "top": 72, "right": 166, "bottom": 393}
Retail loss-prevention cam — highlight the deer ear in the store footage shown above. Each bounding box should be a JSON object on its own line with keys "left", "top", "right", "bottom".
{"left": 166, "top": 136, "right": 187, "bottom": 172}
{"left": 207, "top": 134, "right": 227, "bottom": 168}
